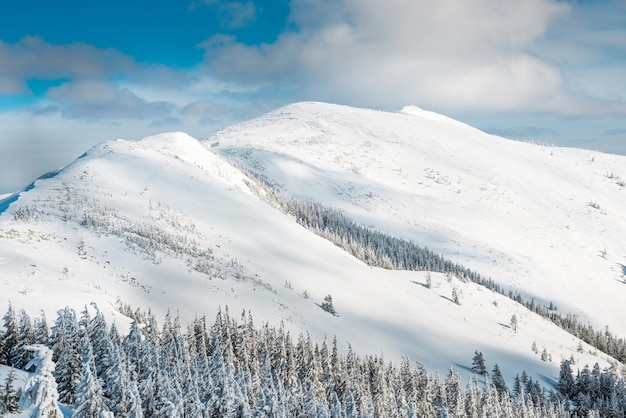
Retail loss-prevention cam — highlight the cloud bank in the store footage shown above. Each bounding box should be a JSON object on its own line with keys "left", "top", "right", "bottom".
{"left": 200, "top": 0, "right": 585, "bottom": 113}
{"left": 0, "top": 0, "right": 625, "bottom": 193}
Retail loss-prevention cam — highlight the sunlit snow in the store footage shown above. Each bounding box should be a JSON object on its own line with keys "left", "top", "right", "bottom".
{"left": 1, "top": 102, "right": 624, "bottom": 398}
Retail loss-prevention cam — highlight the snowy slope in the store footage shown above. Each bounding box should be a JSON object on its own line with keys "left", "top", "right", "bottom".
{"left": 210, "top": 102, "right": 626, "bottom": 340}
{"left": 0, "top": 113, "right": 622, "bottom": 395}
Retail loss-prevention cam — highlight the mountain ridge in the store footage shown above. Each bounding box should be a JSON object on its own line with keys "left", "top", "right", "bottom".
{"left": 1, "top": 101, "right": 624, "bottom": 392}
{"left": 209, "top": 101, "right": 626, "bottom": 337}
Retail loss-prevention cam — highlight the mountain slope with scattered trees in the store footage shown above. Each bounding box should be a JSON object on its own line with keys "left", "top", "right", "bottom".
{"left": 1, "top": 103, "right": 626, "bottom": 415}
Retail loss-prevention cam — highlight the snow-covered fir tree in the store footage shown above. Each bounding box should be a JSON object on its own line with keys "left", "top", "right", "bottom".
{"left": 0, "top": 368, "right": 20, "bottom": 415}
{"left": 471, "top": 351, "right": 487, "bottom": 377}
{"left": 73, "top": 333, "right": 110, "bottom": 417}
{"left": 18, "top": 344, "right": 63, "bottom": 418}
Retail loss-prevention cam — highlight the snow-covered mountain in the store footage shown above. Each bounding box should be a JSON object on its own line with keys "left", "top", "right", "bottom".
{"left": 211, "top": 102, "right": 626, "bottom": 337}
{"left": 1, "top": 102, "right": 625, "bottom": 392}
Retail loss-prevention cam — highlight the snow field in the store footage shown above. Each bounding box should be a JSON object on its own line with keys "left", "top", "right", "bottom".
{"left": 0, "top": 103, "right": 624, "bottom": 397}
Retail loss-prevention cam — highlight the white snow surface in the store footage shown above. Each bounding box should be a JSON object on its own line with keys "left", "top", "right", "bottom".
{"left": 0, "top": 104, "right": 624, "bottom": 394}
{"left": 211, "top": 102, "right": 626, "bottom": 338}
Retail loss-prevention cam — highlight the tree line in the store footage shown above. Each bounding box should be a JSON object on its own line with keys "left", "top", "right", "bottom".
{"left": 6, "top": 302, "right": 623, "bottom": 417}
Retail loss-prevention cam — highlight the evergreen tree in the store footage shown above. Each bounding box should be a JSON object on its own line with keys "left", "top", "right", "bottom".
{"left": 480, "top": 381, "right": 501, "bottom": 417}
{"left": 471, "top": 351, "right": 487, "bottom": 377}
{"left": 321, "top": 294, "right": 338, "bottom": 316}
{"left": 345, "top": 390, "right": 359, "bottom": 418}
{"left": 452, "top": 287, "right": 461, "bottom": 305}
{"left": 444, "top": 368, "right": 464, "bottom": 417}
{"left": 123, "top": 379, "right": 144, "bottom": 418}
{"left": 302, "top": 378, "right": 319, "bottom": 417}
{"left": 207, "top": 331, "right": 239, "bottom": 416}
{"left": 18, "top": 345, "right": 63, "bottom": 418}
{"left": 464, "top": 377, "right": 480, "bottom": 418}
{"left": 328, "top": 390, "right": 345, "bottom": 418}
{"left": 491, "top": 364, "right": 508, "bottom": 397}
{"left": 137, "top": 313, "right": 163, "bottom": 416}
{"left": 14, "top": 309, "right": 35, "bottom": 369}
{"left": 510, "top": 314, "right": 518, "bottom": 332}
{"left": 73, "top": 334, "right": 110, "bottom": 418}
{"left": 50, "top": 306, "right": 82, "bottom": 405}
{"left": 0, "top": 368, "right": 20, "bottom": 414}
{"left": 100, "top": 337, "right": 135, "bottom": 416}
{"left": 557, "top": 360, "right": 576, "bottom": 399}
{"left": 255, "top": 349, "right": 279, "bottom": 416}
{"left": 121, "top": 317, "right": 143, "bottom": 382}
{"left": 0, "top": 303, "right": 19, "bottom": 367}
{"left": 86, "top": 304, "right": 109, "bottom": 379}
{"left": 512, "top": 374, "right": 522, "bottom": 398}
{"left": 33, "top": 311, "right": 50, "bottom": 345}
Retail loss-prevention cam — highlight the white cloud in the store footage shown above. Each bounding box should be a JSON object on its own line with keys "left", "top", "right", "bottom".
{"left": 0, "top": 112, "right": 147, "bottom": 193}
{"left": 0, "top": 37, "right": 134, "bottom": 93}
{"left": 0, "top": 75, "right": 23, "bottom": 94}
{"left": 0, "top": 37, "right": 186, "bottom": 95}
{"left": 0, "top": 89, "right": 276, "bottom": 192}
{"left": 3, "top": 0, "right": 625, "bottom": 193}
{"left": 200, "top": 0, "right": 591, "bottom": 113}
{"left": 46, "top": 81, "right": 175, "bottom": 119}
{"left": 0, "top": 109, "right": 202, "bottom": 193}
{"left": 0, "top": 36, "right": 199, "bottom": 120}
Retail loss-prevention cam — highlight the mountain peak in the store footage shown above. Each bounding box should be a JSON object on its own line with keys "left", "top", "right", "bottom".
{"left": 400, "top": 104, "right": 474, "bottom": 129}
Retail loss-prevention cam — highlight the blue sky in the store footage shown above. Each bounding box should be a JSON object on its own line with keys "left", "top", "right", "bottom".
{"left": 1, "top": 0, "right": 625, "bottom": 194}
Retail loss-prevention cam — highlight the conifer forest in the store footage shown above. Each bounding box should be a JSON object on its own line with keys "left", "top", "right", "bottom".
{"left": 2, "top": 303, "right": 626, "bottom": 417}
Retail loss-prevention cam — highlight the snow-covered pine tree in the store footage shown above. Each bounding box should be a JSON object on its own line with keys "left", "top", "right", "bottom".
{"left": 451, "top": 287, "right": 461, "bottom": 305}
{"left": 492, "top": 364, "right": 509, "bottom": 397}
{"left": 0, "top": 368, "right": 20, "bottom": 414}
{"left": 136, "top": 313, "right": 164, "bottom": 416}
{"left": 86, "top": 304, "right": 109, "bottom": 379}
{"left": 187, "top": 317, "right": 213, "bottom": 407}
{"left": 254, "top": 349, "right": 279, "bottom": 416}
{"left": 464, "top": 376, "right": 480, "bottom": 418}
{"left": 480, "top": 380, "right": 501, "bottom": 417}
{"left": 430, "top": 372, "right": 447, "bottom": 417}
{"left": 0, "top": 303, "right": 19, "bottom": 367}
{"left": 302, "top": 378, "right": 319, "bottom": 417}
{"left": 207, "top": 331, "right": 239, "bottom": 416}
{"left": 513, "top": 374, "right": 522, "bottom": 398}
{"left": 510, "top": 314, "right": 518, "bottom": 332}
{"left": 14, "top": 309, "right": 35, "bottom": 369}
{"left": 18, "top": 344, "right": 63, "bottom": 418}
{"left": 100, "top": 335, "right": 133, "bottom": 416}
{"left": 50, "top": 306, "right": 82, "bottom": 405}
{"left": 33, "top": 311, "right": 49, "bottom": 345}
{"left": 444, "top": 368, "right": 465, "bottom": 417}
{"left": 321, "top": 294, "right": 338, "bottom": 316}
{"left": 121, "top": 317, "right": 142, "bottom": 382}
{"left": 73, "top": 334, "right": 110, "bottom": 418}
{"left": 557, "top": 359, "right": 576, "bottom": 399}
{"left": 471, "top": 351, "right": 487, "bottom": 377}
